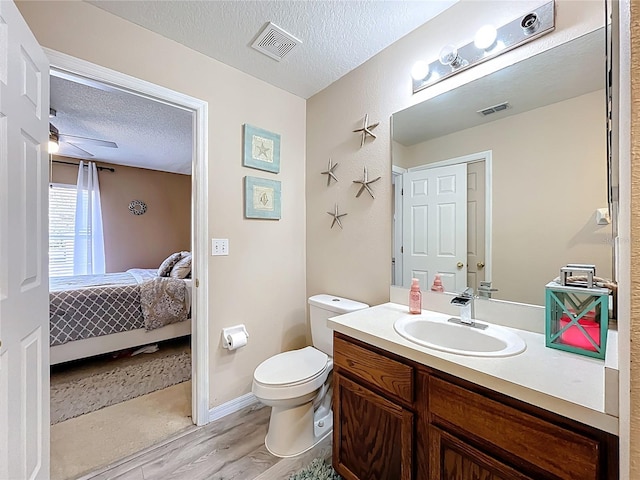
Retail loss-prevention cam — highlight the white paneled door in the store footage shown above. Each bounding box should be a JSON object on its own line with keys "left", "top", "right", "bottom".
{"left": 0, "top": 2, "right": 50, "bottom": 479}
{"left": 466, "top": 161, "right": 486, "bottom": 293}
{"left": 402, "top": 164, "right": 467, "bottom": 292}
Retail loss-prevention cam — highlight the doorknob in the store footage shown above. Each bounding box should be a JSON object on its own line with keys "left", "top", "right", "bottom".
{"left": 477, "top": 262, "right": 485, "bottom": 269}
{"left": 457, "top": 262, "right": 464, "bottom": 268}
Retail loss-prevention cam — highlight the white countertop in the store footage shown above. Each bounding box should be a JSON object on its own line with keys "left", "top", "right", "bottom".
{"left": 328, "top": 302, "right": 619, "bottom": 435}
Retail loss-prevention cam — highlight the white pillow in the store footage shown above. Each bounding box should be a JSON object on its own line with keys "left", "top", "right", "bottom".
{"left": 170, "top": 254, "right": 192, "bottom": 279}
{"left": 158, "top": 252, "right": 183, "bottom": 277}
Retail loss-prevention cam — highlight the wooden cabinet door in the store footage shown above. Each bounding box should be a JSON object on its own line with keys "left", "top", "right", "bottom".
{"left": 429, "top": 426, "right": 533, "bottom": 480}
{"left": 333, "top": 372, "right": 413, "bottom": 480}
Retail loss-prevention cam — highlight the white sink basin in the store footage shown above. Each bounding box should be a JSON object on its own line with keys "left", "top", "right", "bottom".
{"left": 394, "top": 314, "right": 526, "bottom": 357}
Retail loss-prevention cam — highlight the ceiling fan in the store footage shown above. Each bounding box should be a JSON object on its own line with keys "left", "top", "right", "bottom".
{"left": 48, "top": 108, "right": 118, "bottom": 157}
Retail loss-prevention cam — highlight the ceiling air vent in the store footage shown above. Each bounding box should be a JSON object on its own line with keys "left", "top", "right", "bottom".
{"left": 477, "top": 101, "right": 511, "bottom": 116}
{"left": 251, "top": 22, "right": 301, "bottom": 61}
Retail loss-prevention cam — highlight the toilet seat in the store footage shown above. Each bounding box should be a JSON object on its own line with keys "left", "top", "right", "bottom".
{"left": 254, "top": 346, "right": 328, "bottom": 387}
{"left": 252, "top": 347, "right": 331, "bottom": 402}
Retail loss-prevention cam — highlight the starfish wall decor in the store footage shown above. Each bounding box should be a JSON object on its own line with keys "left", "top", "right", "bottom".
{"left": 327, "top": 204, "right": 347, "bottom": 229}
{"left": 353, "top": 167, "right": 382, "bottom": 199}
{"left": 352, "top": 114, "right": 380, "bottom": 148}
{"left": 321, "top": 158, "right": 339, "bottom": 186}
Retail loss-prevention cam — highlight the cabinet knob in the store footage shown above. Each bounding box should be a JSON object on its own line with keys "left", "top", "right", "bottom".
{"left": 477, "top": 262, "right": 485, "bottom": 269}
{"left": 457, "top": 262, "right": 464, "bottom": 268}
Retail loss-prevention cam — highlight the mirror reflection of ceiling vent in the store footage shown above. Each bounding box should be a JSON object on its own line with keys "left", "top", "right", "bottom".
{"left": 251, "top": 22, "right": 301, "bottom": 61}
{"left": 477, "top": 101, "right": 511, "bottom": 116}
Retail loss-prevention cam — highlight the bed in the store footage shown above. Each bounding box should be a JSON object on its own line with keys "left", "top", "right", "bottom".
{"left": 49, "top": 268, "right": 192, "bottom": 365}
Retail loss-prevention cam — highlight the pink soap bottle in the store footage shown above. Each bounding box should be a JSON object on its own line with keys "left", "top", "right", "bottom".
{"left": 409, "top": 278, "right": 422, "bottom": 314}
{"left": 431, "top": 274, "right": 444, "bottom": 293}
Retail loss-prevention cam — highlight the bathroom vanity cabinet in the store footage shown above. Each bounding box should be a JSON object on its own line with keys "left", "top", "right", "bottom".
{"left": 332, "top": 332, "right": 618, "bottom": 480}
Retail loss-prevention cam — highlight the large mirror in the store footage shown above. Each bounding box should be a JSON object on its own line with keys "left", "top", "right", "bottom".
{"left": 391, "top": 27, "right": 612, "bottom": 306}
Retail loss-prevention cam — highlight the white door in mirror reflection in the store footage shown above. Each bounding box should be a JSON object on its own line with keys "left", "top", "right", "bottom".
{"left": 402, "top": 164, "right": 467, "bottom": 291}
{"left": 466, "top": 161, "right": 486, "bottom": 293}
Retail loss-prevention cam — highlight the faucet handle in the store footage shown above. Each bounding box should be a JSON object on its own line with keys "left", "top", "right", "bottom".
{"left": 478, "top": 281, "right": 497, "bottom": 291}
{"left": 478, "top": 281, "right": 498, "bottom": 299}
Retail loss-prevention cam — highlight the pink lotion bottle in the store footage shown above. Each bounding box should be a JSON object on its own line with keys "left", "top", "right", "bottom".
{"left": 409, "top": 278, "right": 422, "bottom": 314}
{"left": 431, "top": 274, "right": 445, "bottom": 293}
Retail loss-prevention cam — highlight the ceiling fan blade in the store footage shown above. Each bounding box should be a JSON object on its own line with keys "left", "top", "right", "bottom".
{"left": 61, "top": 141, "right": 95, "bottom": 157}
{"left": 59, "top": 134, "right": 118, "bottom": 149}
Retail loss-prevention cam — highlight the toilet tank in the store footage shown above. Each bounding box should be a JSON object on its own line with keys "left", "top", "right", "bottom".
{"left": 308, "top": 294, "right": 369, "bottom": 355}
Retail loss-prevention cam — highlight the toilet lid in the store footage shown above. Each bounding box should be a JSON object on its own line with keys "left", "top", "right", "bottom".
{"left": 254, "top": 346, "right": 328, "bottom": 386}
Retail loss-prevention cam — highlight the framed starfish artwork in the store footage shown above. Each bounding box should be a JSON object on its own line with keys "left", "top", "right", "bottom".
{"left": 243, "top": 124, "right": 281, "bottom": 174}
{"left": 244, "top": 176, "right": 281, "bottom": 220}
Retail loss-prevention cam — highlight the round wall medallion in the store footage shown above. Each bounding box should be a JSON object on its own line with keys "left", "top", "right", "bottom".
{"left": 128, "top": 200, "right": 147, "bottom": 215}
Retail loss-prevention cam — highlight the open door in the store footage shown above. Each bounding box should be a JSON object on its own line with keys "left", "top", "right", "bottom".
{"left": 0, "top": 1, "right": 50, "bottom": 479}
{"left": 402, "top": 163, "right": 467, "bottom": 292}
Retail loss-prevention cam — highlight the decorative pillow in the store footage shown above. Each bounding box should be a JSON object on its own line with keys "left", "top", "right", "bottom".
{"left": 158, "top": 252, "right": 183, "bottom": 277}
{"left": 170, "top": 253, "right": 192, "bottom": 279}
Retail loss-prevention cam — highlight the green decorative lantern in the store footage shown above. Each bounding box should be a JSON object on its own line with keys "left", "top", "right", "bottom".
{"left": 545, "top": 265, "right": 609, "bottom": 359}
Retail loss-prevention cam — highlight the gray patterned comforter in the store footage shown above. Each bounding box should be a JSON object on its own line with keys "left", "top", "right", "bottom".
{"left": 49, "top": 269, "right": 188, "bottom": 347}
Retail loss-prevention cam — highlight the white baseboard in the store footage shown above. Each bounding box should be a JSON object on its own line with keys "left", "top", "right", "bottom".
{"left": 208, "top": 393, "right": 259, "bottom": 423}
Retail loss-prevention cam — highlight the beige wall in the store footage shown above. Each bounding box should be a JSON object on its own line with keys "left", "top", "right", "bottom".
{"left": 51, "top": 159, "right": 191, "bottom": 273}
{"left": 18, "top": 1, "right": 307, "bottom": 407}
{"left": 306, "top": 0, "right": 605, "bottom": 309}
{"left": 396, "top": 91, "right": 611, "bottom": 306}
{"left": 630, "top": 1, "right": 639, "bottom": 476}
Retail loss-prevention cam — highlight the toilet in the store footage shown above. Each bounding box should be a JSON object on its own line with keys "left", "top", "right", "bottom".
{"left": 252, "top": 294, "right": 368, "bottom": 458}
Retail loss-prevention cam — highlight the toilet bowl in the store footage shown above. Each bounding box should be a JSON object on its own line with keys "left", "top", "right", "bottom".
{"left": 252, "top": 294, "right": 368, "bottom": 458}
{"left": 253, "top": 346, "right": 333, "bottom": 457}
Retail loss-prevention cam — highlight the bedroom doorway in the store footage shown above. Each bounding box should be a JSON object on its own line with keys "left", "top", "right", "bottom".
{"left": 45, "top": 50, "right": 209, "bottom": 479}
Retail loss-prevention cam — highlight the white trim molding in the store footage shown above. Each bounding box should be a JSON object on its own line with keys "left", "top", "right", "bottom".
{"left": 44, "top": 48, "right": 211, "bottom": 426}
{"left": 208, "top": 393, "right": 259, "bottom": 423}
{"left": 615, "top": 0, "right": 631, "bottom": 477}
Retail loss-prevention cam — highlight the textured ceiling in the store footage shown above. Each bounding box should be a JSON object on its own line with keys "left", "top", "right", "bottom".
{"left": 87, "top": 0, "right": 458, "bottom": 99}
{"left": 50, "top": 74, "right": 193, "bottom": 174}
{"left": 50, "top": 0, "right": 458, "bottom": 173}
{"left": 393, "top": 28, "right": 605, "bottom": 146}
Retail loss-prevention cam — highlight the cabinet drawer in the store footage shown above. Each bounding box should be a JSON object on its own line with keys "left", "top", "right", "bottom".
{"left": 429, "top": 376, "right": 601, "bottom": 480}
{"left": 334, "top": 335, "right": 413, "bottom": 403}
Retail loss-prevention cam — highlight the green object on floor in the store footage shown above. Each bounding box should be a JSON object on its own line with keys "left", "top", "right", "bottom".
{"left": 289, "top": 458, "right": 342, "bottom": 480}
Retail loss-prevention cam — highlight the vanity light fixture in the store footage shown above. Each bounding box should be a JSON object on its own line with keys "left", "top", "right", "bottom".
{"left": 411, "top": 0, "right": 555, "bottom": 94}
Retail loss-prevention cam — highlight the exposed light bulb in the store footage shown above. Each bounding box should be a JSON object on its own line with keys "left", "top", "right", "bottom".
{"left": 411, "top": 61, "right": 430, "bottom": 81}
{"left": 439, "top": 44, "right": 458, "bottom": 66}
{"left": 439, "top": 44, "right": 466, "bottom": 69}
{"left": 48, "top": 140, "right": 59, "bottom": 154}
{"left": 474, "top": 25, "right": 498, "bottom": 51}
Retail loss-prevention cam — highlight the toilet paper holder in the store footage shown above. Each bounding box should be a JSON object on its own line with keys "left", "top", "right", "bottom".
{"left": 222, "top": 324, "right": 249, "bottom": 349}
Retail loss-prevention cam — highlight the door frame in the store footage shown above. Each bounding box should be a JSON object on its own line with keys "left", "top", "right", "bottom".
{"left": 392, "top": 165, "right": 407, "bottom": 286}
{"left": 44, "top": 48, "right": 210, "bottom": 426}
{"left": 408, "top": 150, "right": 493, "bottom": 285}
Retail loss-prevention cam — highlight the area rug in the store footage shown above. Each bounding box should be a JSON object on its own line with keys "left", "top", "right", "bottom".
{"left": 289, "top": 458, "right": 343, "bottom": 480}
{"left": 50, "top": 351, "right": 191, "bottom": 424}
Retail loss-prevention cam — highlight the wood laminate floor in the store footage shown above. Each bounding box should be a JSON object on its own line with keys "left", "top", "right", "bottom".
{"left": 79, "top": 404, "right": 332, "bottom": 480}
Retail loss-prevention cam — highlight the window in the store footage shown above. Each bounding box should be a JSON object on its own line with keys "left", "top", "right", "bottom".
{"left": 49, "top": 184, "right": 77, "bottom": 277}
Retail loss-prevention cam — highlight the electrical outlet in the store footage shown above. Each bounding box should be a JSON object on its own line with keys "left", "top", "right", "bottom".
{"left": 212, "top": 238, "right": 229, "bottom": 256}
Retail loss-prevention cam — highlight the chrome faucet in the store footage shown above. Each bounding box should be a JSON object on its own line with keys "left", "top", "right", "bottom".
{"left": 449, "top": 287, "right": 487, "bottom": 330}
{"left": 451, "top": 287, "right": 475, "bottom": 324}
{"left": 478, "top": 281, "right": 498, "bottom": 299}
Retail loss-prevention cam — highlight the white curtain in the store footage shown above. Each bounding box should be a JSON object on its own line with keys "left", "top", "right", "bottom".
{"left": 73, "top": 161, "right": 106, "bottom": 275}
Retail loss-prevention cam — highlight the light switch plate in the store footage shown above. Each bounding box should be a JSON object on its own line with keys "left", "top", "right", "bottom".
{"left": 212, "top": 238, "right": 229, "bottom": 256}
